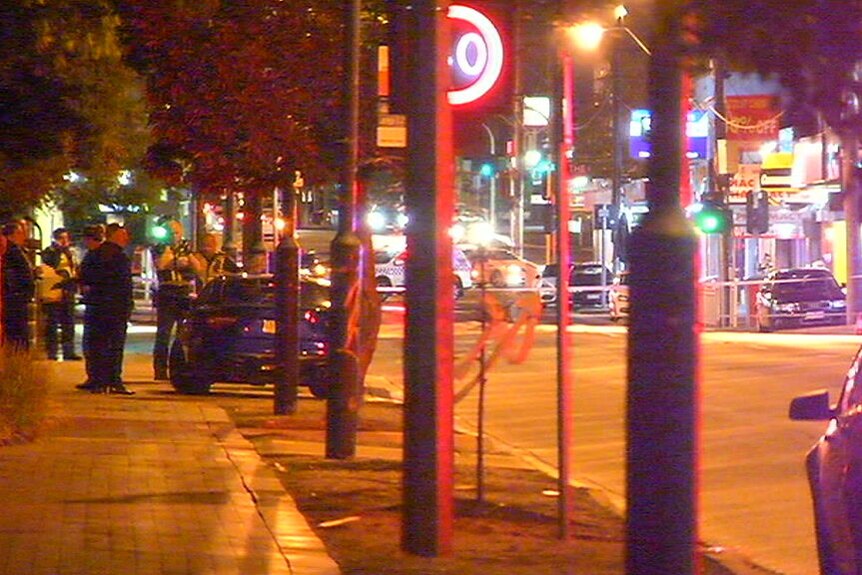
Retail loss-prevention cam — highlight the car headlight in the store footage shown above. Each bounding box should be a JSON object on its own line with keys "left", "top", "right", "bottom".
{"left": 775, "top": 302, "right": 799, "bottom": 313}
{"left": 832, "top": 300, "right": 847, "bottom": 309}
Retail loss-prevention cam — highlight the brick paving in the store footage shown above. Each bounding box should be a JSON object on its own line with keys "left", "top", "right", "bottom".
{"left": 0, "top": 356, "right": 340, "bottom": 575}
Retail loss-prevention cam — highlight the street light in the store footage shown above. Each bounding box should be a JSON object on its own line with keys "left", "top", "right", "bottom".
{"left": 567, "top": 5, "right": 651, "bottom": 272}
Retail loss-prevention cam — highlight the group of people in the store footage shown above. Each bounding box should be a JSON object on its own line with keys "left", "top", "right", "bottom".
{"left": 0, "top": 218, "right": 237, "bottom": 396}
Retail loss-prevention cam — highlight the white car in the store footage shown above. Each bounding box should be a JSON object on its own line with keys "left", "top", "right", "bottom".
{"left": 374, "top": 246, "right": 474, "bottom": 298}
{"left": 462, "top": 247, "right": 543, "bottom": 289}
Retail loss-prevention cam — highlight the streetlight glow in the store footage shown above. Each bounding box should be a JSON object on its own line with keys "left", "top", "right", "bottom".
{"left": 568, "top": 22, "right": 604, "bottom": 52}
{"left": 614, "top": 4, "right": 628, "bottom": 21}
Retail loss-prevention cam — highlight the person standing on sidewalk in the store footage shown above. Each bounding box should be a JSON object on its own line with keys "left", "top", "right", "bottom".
{"left": 2, "top": 221, "right": 35, "bottom": 351}
{"left": 41, "top": 227, "right": 82, "bottom": 361}
{"left": 152, "top": 220, "right": 198, "bottom": 380}
{"left": 76, "top": 225, "right": 104, "bottom": 390}
{"left": 79, "top": 223, "right": 134, "bottom": 395}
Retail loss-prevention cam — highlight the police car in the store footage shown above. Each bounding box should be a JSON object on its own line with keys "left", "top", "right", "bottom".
{"left": 374, "top": 247, "right": 474, "bottom": 298}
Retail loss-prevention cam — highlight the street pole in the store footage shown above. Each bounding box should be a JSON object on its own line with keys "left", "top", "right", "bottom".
{"left": 610, "top": 16, "right": 624, "bottom": 274}
{"left": 401, "top": 0, "right": 454, "bottom": 556}
{"left": 274, "top": 186, "right": 299, "bottom": 416}
{"left": 554, "top": 47, "right": 573, "bottom": 540}
{"left": 512, "top": 0, "right": 525, "bottom": 257}
{"left": 626, "top": 2, "right": 699, "bottom": 574}
{"left": 843, "top": 135, "right": 862, "bottom": 324}
{"left": 326, "top": 0, "right": 362, "bottom": 459}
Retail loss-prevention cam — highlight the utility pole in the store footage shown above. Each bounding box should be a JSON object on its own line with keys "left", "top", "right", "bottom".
{"left": 626, "top": 2, "right": 699, "bottom": 574}
{"left": 843, "top": 135, "right": 862, "bottom": 324}
{"left": 610, "top": 14, "right": 624, "bottom": 273}
{"left": 326, "top": 0, "right": 362, "bottom": 458}
{"left": 512, "top": 0, "right": 525, "bottom": 257}
{"left": 274, "top": 185, "right": 299, "bottom": 416}
{"left": 401, "top": 0, "right": 454, "bottom": 556}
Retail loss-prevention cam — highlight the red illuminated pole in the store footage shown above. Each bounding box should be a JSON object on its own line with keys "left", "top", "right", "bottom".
{"left": 625, "top": 2, "right": 700, "bottom": 574}
{"left": 555, "top": 50, "right": 573, "bottom": 539}
{"left": 401, "top": 0, "right": 454, "bottom": 556}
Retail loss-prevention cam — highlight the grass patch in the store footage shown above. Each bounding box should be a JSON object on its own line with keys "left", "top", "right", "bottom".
{"left": 0, "top": 348, "right": 50, "bottom": 443}
{"left": 222, "top": 397, "right": 737, "bottom": 575}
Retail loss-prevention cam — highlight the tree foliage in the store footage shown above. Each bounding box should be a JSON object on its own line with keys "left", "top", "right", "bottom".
{"left": 116, "top": 0, "right": 352, "bottom": 199}
{"left": 689, "top": 0, "right": 862, "bottom": 133}
{"left": 0, "top": 0, "right": 153, "bottom": 218}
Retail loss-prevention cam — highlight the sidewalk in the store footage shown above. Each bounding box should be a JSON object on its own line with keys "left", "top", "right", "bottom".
{"left": 0, "top": 354, "right": 340, "bottom": 575}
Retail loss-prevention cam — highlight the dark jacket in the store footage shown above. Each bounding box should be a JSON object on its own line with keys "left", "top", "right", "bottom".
{"left": 80, "top": 241, "right": 133, "bottom": 318}
{"left": 2, "top": 243, "right": 35, "bottom": 302}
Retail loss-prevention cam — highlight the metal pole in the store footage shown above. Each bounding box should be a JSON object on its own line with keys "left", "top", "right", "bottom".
{"left": 401, "top": 0, "right": 454, "bottom": 556}
{"left": 555, "top": 49, "right": 573, "bottom": 540}
{"left": 326, "top": 0, "right": 362, "bottom": 458}
{"left": 512, "top": 0, "right": 525, "bottom": 257}
{"left": 476, "top": 249, "right": 487, "bottom": 503}
{"left": 610, "top": 18, "right": 624, "bottom": 273}
{"left": 626, "top": 3, "right": 699, "bottom": 574}
{"left": 274, "top": 186, "right": 299, "bottom": 416}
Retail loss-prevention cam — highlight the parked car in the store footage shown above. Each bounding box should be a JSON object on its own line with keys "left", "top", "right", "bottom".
{"left": 790, "top": 346, "right": 862, "bottom": 574}
{"left": 168, "top": 274, "right": 332, "bottom": 397}
{"left": 608, "top": 271, "right": 630, "bottom": 322}
{"left": 463, "top": 247, "right": 543, "bottom": 289}
{"left": 374, "top": 246, "right": 474, "bottom": 298}
{"left": 539, "top": 262, "right": 613, "bottom": 309}
{"left": 755, "top": 267, "right": 846, "bottom": 332}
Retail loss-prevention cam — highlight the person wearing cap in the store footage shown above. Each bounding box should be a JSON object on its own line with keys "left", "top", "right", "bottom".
{"left": 2, "top": 220, "right": 35, "bottom": 350}
{"left": 152, "top": 220, "right": 199, "bottom": 380}
{"left": 79, "top": 223, "right": 134, "bottom": 394}
{"left": 40, "top": 227, "right": 82, "bottom": 361}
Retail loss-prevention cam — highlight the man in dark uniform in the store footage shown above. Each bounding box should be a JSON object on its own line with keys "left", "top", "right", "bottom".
{"left": 2, "top": 221, "right": 35, "bottom": 350}
{"left": 79, "top": 223, "right": 134, "bottom": 394}
{"left": 76, "top": 225, "right": 104, "bottom": 390}
{"left": 152, "top": 220, "right": 197, "bottom": 380}
{"left": 41, "top": 227, "right": 81, "bottom": 361}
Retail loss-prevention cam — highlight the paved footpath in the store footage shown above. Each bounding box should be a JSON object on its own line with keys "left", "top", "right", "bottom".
{"left": 0, "top": 353, "right": 340, "bottom": 575}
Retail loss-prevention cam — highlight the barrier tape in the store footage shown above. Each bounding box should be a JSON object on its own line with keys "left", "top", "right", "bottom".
{"left": 454, "top": 291, "right": 542, "bottom": 404}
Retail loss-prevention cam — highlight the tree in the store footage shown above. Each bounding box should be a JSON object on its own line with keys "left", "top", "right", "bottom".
{"left": 116, "top": 1, "right": 350, "bottom": 198}
{"left": 0, "top": 1, "right": 154, "bottom": 218}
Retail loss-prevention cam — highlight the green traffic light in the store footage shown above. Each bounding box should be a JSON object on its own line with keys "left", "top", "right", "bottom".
{"left": 692, "top": 203, "right": 731, "bottom": 234}
{"left": 151, "top": 225, "right": 168, "bottom": 241}
{"left": 480, "top": 163, "right": 494, "bottom": 177}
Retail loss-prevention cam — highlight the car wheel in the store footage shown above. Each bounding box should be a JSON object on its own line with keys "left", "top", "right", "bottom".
{"left": 306, "top": 365, "right": 329, "bottom": 399}
{"left": 454, "top": 277, "right": 464, "bottom": 299}
{"left": 491, "top": 270, "right": 506, "bottom": 288}
{"left": 169, "top": 339, "right": 212, "bottom": 395}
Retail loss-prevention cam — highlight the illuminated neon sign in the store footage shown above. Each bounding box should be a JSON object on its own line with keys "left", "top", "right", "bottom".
{"left": 447, "top": 4, "right": 504, "bottom": 106}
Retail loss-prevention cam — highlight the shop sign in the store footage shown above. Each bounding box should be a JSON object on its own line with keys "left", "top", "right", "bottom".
{"left": 726, "top": 95, "right": 780, "bottom": 142}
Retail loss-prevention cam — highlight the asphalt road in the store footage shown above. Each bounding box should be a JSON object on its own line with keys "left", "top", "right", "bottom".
{"left": 368, "top": 323, "right": 861, "bottom": 575}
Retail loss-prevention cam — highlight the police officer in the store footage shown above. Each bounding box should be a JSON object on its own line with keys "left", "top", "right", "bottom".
{"left": 41, "top": 227, "right": 81, "bottom": 361}
{"left": 190, "top": 233, "right": 238, "bottom": 289}
{"left": 152, "top": 220, "right": 198, "bottom": 380}
{"left": 75, "top": 225, "right": 105, "bottom": 391}
{"left": 79, "top": 223, "right": 134, "bottom": 394}
{"left": 2, "top": 221, "right": 35, "bottom": 350}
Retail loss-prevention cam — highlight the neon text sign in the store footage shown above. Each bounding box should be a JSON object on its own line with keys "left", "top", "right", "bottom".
{"left": 447, "top": 4, "right": 504, "bottom": 106}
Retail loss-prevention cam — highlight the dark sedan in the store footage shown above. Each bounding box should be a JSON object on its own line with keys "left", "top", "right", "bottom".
{"left": 790, "top": 346, "right": 862, "bottom": 574}
{"left": 756, "top": 268, "right": 846, "bottom": 332}
{"left": 168, "top": 274, "right": 331, "bottom": 396}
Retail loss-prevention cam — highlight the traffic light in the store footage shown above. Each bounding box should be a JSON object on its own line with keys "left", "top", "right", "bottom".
{"left": 746, "top": 190, "right": 769, "bottom": 234}
{"left": 690, "top": 200, "right": 732, "bottom": 234}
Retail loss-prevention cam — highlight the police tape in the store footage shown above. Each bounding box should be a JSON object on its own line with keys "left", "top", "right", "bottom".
{"left": 454, "top": 291, "right": 542, "bottom": 404}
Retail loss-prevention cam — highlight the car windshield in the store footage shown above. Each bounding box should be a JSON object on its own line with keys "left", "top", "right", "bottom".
{"left": 771, "top": 271, "right": 842, "bottom": 299}
{"left": 220, "top": 278, "right": 331, "bottom": 308}
{"left": 570, "top": 266, "right": 610, "bottom": 286}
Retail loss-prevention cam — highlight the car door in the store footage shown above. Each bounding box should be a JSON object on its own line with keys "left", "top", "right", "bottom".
{"left": 815, "top": 348, "right": 862, "bottom": 574}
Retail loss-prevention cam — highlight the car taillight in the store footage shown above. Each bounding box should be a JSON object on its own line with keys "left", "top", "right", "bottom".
{"left": 206, "top": 316, "right": 238, "bottom": 329}
{"left": 304, "top": 309, "right": 320, "bottom": 324}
